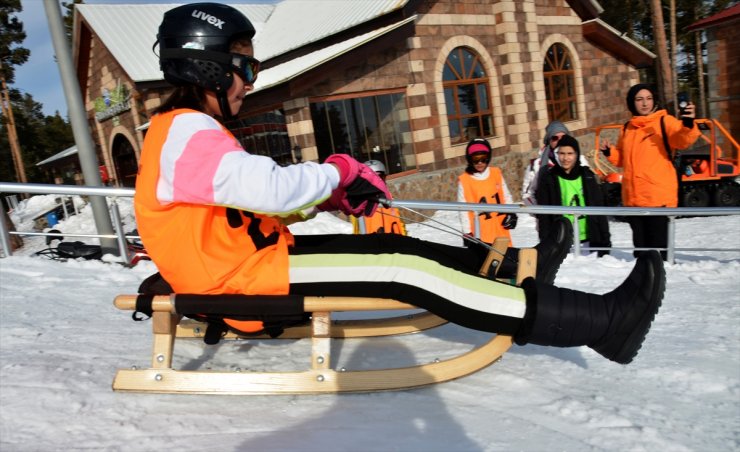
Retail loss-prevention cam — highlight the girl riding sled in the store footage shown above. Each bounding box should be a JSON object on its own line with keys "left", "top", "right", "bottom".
{"left": 135, "top": 3, "right": 666, "bottom": 365}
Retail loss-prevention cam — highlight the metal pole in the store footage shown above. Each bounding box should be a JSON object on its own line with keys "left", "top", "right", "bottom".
{"left": 473, "top": 211, "right": 480, "bottom": 239}
{"left": 667, "top": 216, "right": 676, "bottom": 264}
{"left": 43, "top": 0, "right": 118, "bottom": 255}
{"left": 60, "top": 196, "right": 69, "bottom": 220}
{"left": 109, "top": 199, "right": 131, "bottom": 266}
{"left": 358, "top": 216, "right": 367, "bottom": 234}
{"left": 0, "top": 211, "right": 12, "bottom": 257}
{"left": 572, "top": 215, "right": 580, "bottom": 256}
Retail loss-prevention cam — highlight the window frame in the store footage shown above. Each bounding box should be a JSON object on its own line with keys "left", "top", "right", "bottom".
{"left": 309, "top": 89, "right": 416, "bottom": 176}
{"left": 442, "top": 47, "right": 494, "bottom": 145}
{"left": 543, "top": 43, "right": 578, "bottom": 123}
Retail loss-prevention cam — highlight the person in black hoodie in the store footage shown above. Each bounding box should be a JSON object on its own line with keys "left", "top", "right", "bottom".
{"left": 536, "top": 135, "right": 611, "bottom": 257}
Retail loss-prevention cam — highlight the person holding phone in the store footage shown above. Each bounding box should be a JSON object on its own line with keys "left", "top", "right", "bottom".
{"left": 600, "top": 84, "right": 701, "bottom": 260}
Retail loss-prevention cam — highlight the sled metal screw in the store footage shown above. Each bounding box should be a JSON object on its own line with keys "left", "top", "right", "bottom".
{"left": 131, "top": 365, "right": 138, "bottom": 370}
{"left": 433, "top": 358, "right": 440, "bottom": 363}
{"left": 317, "top": 374, "right": 325, "bottom": 382}
{"left": 154, "top": 374, "right": 163, "bottom": 381}
{"left": 194, "top": 327, "right": 201, "bottom": 335}
{"left": 156, "top": 354, "right": 165, "bottom": 363}
{"left": 340, "top": 367, "right": 347, "bottom": 372}
{"left": 316, "top": 356, "right": 325, "bottom": 364}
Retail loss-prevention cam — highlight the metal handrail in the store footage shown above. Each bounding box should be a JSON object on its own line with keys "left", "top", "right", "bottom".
{"left": 1, "top": 182, "right": 739, "bottom": 264}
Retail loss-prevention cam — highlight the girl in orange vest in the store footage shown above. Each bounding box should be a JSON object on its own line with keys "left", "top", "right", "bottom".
{"left": 134, "top": 3, "right": 668, "bottom": 365}
{"left": 457, "top": 138, "right": 517, "bottom": 244}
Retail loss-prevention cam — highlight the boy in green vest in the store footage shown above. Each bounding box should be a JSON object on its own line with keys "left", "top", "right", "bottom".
{"left": 536, "top": 135, "right": 611, "bottom": 257}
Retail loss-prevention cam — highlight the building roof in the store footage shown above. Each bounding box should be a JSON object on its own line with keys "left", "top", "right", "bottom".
{"left": 687, "top": 4, "right": 740, "bottom": 31}
{"left": 255, "top": 0, "right": 409, "bottom": 60}
{"left": 74, "top": 1, "right": 409, "bottom": 84}
{"left": 254, "top": 16, "right": 415, "bottom": 93}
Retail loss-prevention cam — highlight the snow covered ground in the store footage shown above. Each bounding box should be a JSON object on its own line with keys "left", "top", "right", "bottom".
{"left": 1, "top": 196, "right": 739, "bottom": 451}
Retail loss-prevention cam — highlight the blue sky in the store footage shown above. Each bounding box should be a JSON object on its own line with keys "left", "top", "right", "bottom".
{"left": 13, "top": 0, "right": 276, "bottom": 117}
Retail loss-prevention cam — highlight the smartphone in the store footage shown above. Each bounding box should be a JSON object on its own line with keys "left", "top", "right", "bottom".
{"left": 677, "top": 92, "right": 689, "bottom": 116}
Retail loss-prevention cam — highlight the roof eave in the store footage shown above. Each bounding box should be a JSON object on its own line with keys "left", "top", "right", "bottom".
{"left": 582, "top": 18, "right": 656, "bottom": 69}
{"left": 687, "top": 6, "right": 740, "bottom": 32}
{"left": 251, "top": 16, "right": 416, "bottom": 96}
{"left": 565, "top": 0, "right": 603, "bottom": 21}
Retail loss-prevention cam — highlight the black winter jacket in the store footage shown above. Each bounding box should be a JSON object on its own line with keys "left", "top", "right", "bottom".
{"left": 536, "top": 165, "right": 611, "bottom": 256}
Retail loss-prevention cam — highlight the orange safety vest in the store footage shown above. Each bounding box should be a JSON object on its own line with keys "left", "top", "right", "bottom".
{"left": 352, "top": 206, "right": 406, "bottom": 235}
{"left": 458, "top": 168, "right": 510, "bottom": 244}
{"left": 135, "top": 109, "right": 293, "bottom": 333}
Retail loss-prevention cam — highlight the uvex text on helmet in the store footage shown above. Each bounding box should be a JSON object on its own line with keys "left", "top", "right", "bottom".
{"left": 157, "top": 3, "right": 256, "bottom": 92}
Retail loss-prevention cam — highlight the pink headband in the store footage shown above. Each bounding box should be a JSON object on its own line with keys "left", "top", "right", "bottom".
{"left": 467, "top": 143, "right": 490, "bottom": 155}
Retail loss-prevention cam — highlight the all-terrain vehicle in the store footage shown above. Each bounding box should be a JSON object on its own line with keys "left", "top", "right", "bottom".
{"left": 592, "top": 118, "right": 740, "bottom": 207}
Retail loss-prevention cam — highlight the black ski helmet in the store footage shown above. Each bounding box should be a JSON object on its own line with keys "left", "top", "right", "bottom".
{"left": 464, "top": 138, "right": 492, "bottom": 174}
{"left": 156, "top": 3, "right": 257, "bottom": 118}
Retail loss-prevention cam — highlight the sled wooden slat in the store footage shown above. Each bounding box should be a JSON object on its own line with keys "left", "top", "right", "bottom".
{"left": 176, "top": 310, "right": 447, "bottom": 339}
{"left": 112, "top": 245, "right": 535, "bottom": 394}
{"left": 114, "top": 295, "right": 417, "bottom": 313}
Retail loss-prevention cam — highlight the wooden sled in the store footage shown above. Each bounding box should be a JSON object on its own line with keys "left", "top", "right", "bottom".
{"left": 112, "top": 240, "right": 534, "bottom": 395}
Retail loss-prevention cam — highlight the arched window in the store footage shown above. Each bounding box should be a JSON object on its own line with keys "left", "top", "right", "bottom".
{"left": 443, "top": 47, "right": 493, "bottom": 144}
{"left": 543, "top": 43, "right": 577, "bottom": 122}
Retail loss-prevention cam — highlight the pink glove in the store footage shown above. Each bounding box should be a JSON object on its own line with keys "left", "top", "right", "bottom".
{"left": 318, "top": 154, "right": 391, "bottom": 217}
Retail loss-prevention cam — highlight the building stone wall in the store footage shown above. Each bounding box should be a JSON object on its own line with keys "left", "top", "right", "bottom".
{"left": 84, "top": 33, "right": 145, "bottom": 185}
{"left": 707, "top": 23, "right": 740, "bottom": 139}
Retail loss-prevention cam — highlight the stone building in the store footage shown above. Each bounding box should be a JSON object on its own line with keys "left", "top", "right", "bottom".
{"left": 72, "top": 0, "right": 653, "bottom": 200}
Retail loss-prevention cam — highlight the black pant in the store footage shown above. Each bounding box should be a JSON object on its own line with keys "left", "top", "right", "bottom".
{"left": 287, "top": 234, "right": 525, "bottom": 335}
{"left": 629, "top": 216, "right": 669, "bottom": 261}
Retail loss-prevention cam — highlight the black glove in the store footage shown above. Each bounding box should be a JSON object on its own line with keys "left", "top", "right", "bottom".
{"left": 502, "top": 213, "right": 518, "bottom": 230}
{"left": 600, "top": 145, "right": 611, "bottom": 157}
{"left": 682, "top": 117, "right": 694, "bottom": 129}
{"left": 345, "top": 176, "right": 388, "bottom": 216}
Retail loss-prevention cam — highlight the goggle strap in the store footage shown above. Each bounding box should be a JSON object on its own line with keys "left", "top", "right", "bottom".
{"left": 160, "top": 48, "right": 232, "bottom": 65}
{"left": 160, "top": 48, "right": 259, "bottom": 83}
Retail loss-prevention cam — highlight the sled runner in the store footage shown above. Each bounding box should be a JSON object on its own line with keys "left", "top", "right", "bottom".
{"left": 112, "top": 241, "right": 534, "bottom": 395}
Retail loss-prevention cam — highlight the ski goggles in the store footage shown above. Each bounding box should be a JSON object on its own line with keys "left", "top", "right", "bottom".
{"left": 230, "top": 53, "right": 261, "bottom": 84}
{"left": 470, "top": 154, "right": 490, "bottom": 164}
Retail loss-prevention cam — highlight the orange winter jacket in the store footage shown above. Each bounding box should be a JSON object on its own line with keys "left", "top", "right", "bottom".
{"left": 607, "top": 110, "right": 700, "bottom": 207}
{"left": 135, "top": 110, "right": 300, "bottom": 333}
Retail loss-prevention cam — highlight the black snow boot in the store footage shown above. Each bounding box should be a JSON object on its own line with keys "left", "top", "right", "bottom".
{"left": 494, "top": 217, "right": 573, "bottom": 285}
{"left": 514, "top": 250, "right": 665, "bottom": 364}
{"left": 533, "top": 217, "right": 573, "bottom": 285}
